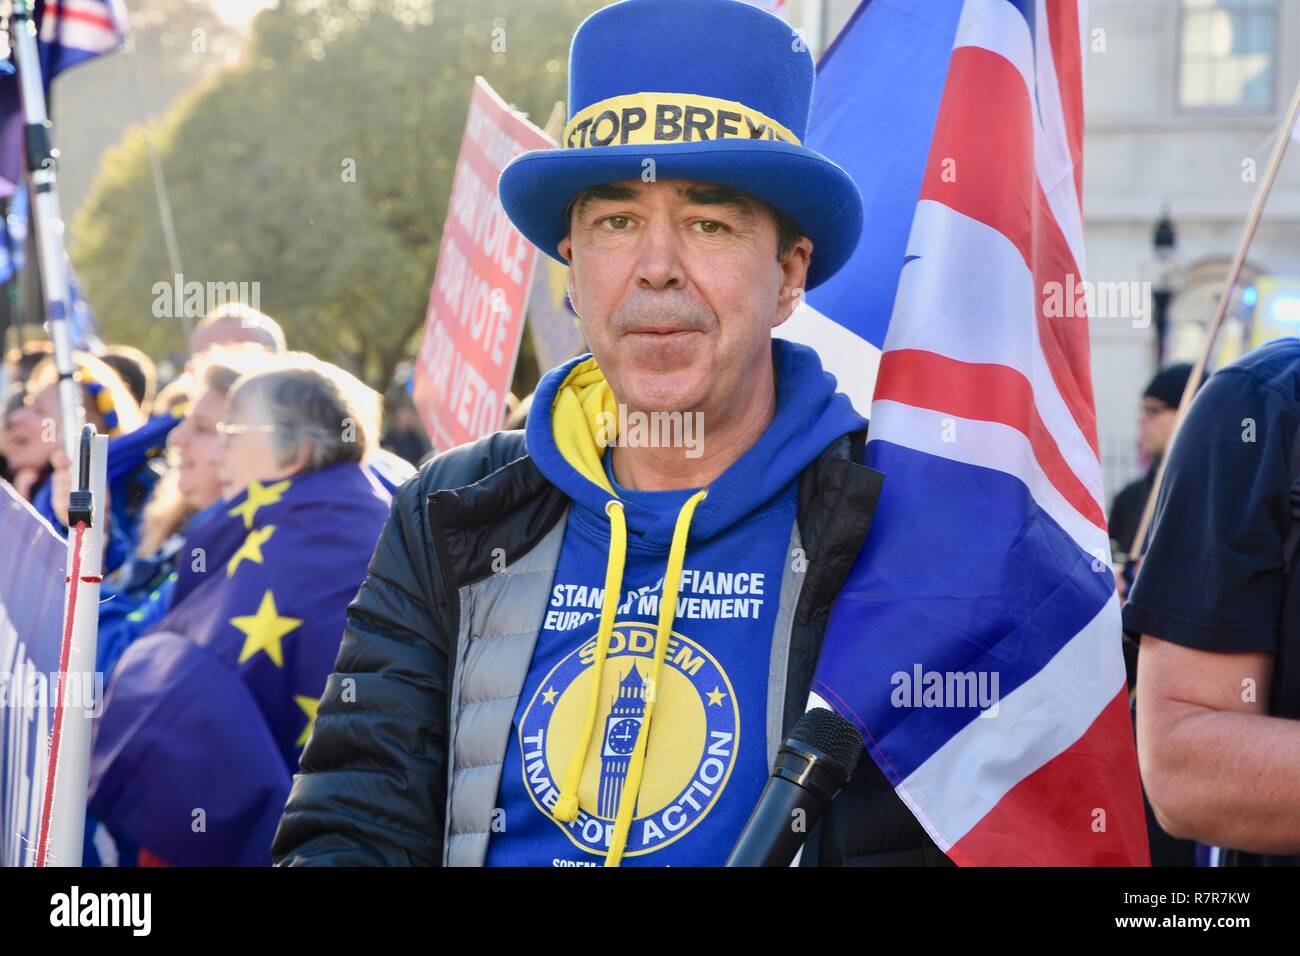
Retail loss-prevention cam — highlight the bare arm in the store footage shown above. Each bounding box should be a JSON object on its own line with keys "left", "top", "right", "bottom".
{"left": 1138, "top": 633, "right": 1300, "bottom": 853}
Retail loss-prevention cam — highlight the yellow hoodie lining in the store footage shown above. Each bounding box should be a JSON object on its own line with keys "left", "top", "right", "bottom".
{"left": 550, "top": 356, "right": 619, "bottom": 496}
{"left": 547, "top": 357, "right": 709, "bottom": 866}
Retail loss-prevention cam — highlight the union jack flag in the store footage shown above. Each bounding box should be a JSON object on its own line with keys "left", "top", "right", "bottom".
{"left": 0, "top": 0, "right": 124, "bottom": 197}
{"left": 39, "top": 0, "right": 124, "bottom": 73}
{"left": 795, "top": 0, "right": 1150, "bottom": 865}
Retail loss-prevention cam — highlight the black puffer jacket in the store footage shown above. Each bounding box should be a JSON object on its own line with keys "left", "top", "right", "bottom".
{"left": 271, "top": 428, "right": 951, "bottom": 866}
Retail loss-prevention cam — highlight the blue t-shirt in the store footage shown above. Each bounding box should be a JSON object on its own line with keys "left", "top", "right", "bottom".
{"left": 484, "top": 453, "right": 798, "bottom": 866}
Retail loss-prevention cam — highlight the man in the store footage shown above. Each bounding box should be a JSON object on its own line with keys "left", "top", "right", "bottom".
{"left": 1108, "top": 363, "right": 1198, "bottom": 867}
{"left": 273, "top": 0, "right": 947, "bottom": 866}
{"left": 102, "top": 344, "right": 159, "bottom": 415}
{"left": 189, "top": 303, "right": 287, "bottom": 357}
{"left": 1110, "top": 363, "right": 1193, "bottom": 681}
{"left": 1108, "top": 362, "right": 1193, "bottom": 584}
{"left": 380, "top": 402, "right": 433, "bottom": 467}
{"left": 1125, "top": 337, "right": 1300, "bottom": 864}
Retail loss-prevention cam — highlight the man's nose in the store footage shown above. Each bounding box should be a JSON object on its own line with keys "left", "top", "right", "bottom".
{"left": 635, "top": 218, "right": 686, "bottom": 290}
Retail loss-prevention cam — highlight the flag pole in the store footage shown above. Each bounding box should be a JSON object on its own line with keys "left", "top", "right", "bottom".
{"left": 1129, "top": 75, "right": 1300, "bottom": 570}
{"left": 8, "top": 0, "right": 81, "bottom": 462}
{"left": 33, "top": 424, "right": 105, "bottom": 867}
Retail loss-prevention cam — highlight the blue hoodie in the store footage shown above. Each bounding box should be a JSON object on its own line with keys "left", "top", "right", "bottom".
{"left": 484, "top": 338, "right": 866, "bottom": 867}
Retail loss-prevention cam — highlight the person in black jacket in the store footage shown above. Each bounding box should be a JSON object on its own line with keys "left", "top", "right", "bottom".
{"left": 1108, "top": 362, "right": 1198, "bottom": 867}
{"left": 272, "top": 0, "right": 949, "bottom": 867}
{"left": 1109, "top": 362, "right": 1194, "bottom": 601}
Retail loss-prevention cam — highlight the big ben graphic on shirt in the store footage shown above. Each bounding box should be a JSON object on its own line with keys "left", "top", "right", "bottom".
{"left": 599, "top": 664, "right": 646, "bottom": 818}
{"left": 512, "top": 621, "right": 743, "bottom": 860}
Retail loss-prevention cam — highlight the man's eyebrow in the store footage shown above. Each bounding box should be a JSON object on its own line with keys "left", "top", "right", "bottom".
{"left": 572, "top": 184, "right": 640, "bottom": 224}
{"left": 676, "top": 185, "right": 757, "bottom": 224}
{"left": 569, "top": 183, "right": 760, "bottom": 227}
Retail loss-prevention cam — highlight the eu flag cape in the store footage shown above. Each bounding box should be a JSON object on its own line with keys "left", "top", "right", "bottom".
{"left": 87, "top": 462, "right": 391, "bottom": 866}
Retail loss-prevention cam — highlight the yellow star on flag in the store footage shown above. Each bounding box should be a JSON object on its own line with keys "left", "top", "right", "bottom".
{"left": 706, "top": 686, "right": 727, "bottom": 707}
{"left": 227, "top": 525, "right": 277, "bottom": 577}
{"left": 228, "top": 479, "right": 292, "bottom": 529}
{"left": 294, "top": 695, "right": 319, "bottom": 747}
{"left": 542, "top": 686, "right": 558, "bottom": 705}
{"left": 231, "top": 590, "right": 302, "bottom": 667}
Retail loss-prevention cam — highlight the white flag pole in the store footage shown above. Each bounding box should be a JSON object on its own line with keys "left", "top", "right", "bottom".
{"left": 35, "top": 425, "right": 106, "bottom": 866}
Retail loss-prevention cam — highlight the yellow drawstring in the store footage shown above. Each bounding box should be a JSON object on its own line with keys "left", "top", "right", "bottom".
{"left": 550, "top": 487, "right": 709, "bottom": 866}
{"left": 553, "top": 499, "right": 628, "bottom": 821}
{"left": 605, "top": 488, "right": 708, "bottom": 867}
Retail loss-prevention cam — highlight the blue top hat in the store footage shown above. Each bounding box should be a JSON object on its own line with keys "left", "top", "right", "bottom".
{"left": 497, "top": 0, "right": 863, "bottom": 290}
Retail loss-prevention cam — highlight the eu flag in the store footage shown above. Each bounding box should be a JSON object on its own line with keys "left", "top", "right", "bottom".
{"left": 87, "top": 461, "right": 392, "bottom": 866}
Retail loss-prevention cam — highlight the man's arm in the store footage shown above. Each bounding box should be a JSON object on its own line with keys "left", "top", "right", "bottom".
{"left": 1137, "top": 634, "right": 1300, "bottom": 853}
{"left": 272, "top": 474, "right": 450, "bottom": 866}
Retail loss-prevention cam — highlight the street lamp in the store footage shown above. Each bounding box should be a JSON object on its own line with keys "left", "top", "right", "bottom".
{"left": 1152, "top": 206, "right": 1177, "bottom": 364}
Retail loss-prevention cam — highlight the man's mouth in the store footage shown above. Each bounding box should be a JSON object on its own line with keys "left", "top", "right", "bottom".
{"left": 626, "top": 327, "right": 702, "bottom": 339}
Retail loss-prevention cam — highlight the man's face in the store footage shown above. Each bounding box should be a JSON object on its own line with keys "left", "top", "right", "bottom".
{"left": 557, "top": 178, "right": 811, "bottom": 418}
{"left": 1138, "top": 398, "right": 1177, "bottom": 457}
{"left": 189, "top": 316, "right": 273, "bottom": 357}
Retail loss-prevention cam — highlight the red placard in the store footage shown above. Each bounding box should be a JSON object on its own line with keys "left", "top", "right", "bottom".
{"left": 412, "top": 77, "right": 554, "bottom": 451}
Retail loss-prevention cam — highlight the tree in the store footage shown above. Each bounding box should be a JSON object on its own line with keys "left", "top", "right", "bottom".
{"left": 71, "top": 0, "right": 600, "bottom": 389}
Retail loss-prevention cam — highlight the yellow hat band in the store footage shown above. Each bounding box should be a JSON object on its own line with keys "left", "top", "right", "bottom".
{"left": 563, "top": 92, "right": 801, "bottom": 150}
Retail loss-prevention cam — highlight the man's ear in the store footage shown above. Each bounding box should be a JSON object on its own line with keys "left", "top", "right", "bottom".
{"left": 565, "top": 265, "right": 580, "bottom": 317}
{"left": 773, "top": 236, "right": 813, "bottom": 329}
{"left": 559, "top": 236, "right": 581, "bottom": 315}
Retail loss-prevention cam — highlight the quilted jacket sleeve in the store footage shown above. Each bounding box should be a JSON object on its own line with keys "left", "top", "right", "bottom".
{"left": 271, "top": 469, "right": 450, "bottom": 866}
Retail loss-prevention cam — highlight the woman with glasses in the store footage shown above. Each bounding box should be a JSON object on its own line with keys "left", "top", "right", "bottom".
{"left": 87, "top": 356, "right": 393, "bottom": 867}
{"left": 215, "top": 357, "right": 382, "bottom": 498}
{"left": 94, "top": 346, "right": 276, "bottom": 680}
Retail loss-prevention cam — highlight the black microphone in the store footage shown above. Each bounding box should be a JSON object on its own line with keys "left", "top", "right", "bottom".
{"left": 725, "top": 708, "right": 863, "bottom": 867}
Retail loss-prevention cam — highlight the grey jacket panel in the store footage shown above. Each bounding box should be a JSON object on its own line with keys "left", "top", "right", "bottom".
{"left": 443, "top": 514, "right": 567, "bottom": 866}
{"left": 767, "top": 522, "right": 805, "bottom": 766}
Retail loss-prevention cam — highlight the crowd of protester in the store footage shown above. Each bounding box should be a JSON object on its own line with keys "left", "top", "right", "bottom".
{"left": 0, "top": 304, "right": 432, "bottom": 865}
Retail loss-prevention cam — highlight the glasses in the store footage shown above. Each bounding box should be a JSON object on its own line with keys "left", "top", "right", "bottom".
{"left": 215, "top": 421, "right": 277, "bottom": 441}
